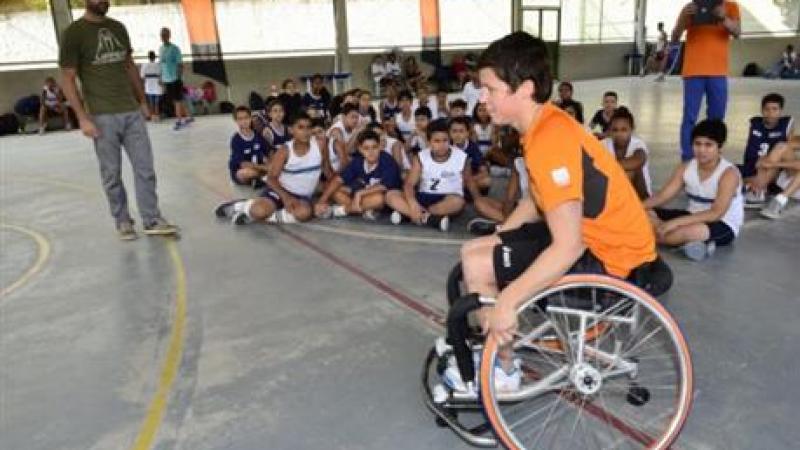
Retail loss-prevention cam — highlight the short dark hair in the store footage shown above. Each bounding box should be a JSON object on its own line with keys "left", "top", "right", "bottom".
{"left": 233, "top": 105, "right": 251, "bottom": 118}
{"left": 311, "top": 73, "right": 323, "bottom": 82}
{"left": 310, "top": 118, "right": 326, "bottom": 129}
{"left": 367, "top": 121, "right": 383, "bottom": 133}
{"left": 610, "top": 106, "right": 635, "bottom": 129}
{"left": 477, "top": 31, "right": 553, "bottom": 103}
{"left": 398, "top": 90, "right": 414, "bottom": 102}
{"left": 657, "top": 22, "right": 664, "bottom": 28}
{"left": 761, "top": 93, "right": 785, "bottom": 109}
{"left": 558, "top": 81, "right": 573, "bottom": 93}
{"left": 414, "top": 106, "right": 432, "bottom": 119}
{"left": 691, "top": 119, "right": 727, "bottom": 147}
{"left": 281, "top": 78, "right": 295, "bottom": 89}
{"left": 266, "top": 99, "right": 284, "bottom": 112}
{"left": 449, "top": 99, "right": 467, "bottom": 110}
{"left": 448, "top": 116, "right": 471, "bottom": 130}
{"left": 341, "top": 103, "right": 360, "bottom": 116}
{"left": 426, "top": 118, "right": 450, "bottom": 140}
{"left": 357, "top": 129, "right": 381, "bottom": 146}
{"left": 289, "top": 111, "right": 311, "bottom": 125}
{"left": 603, "top": 91, "right": 618, "bottom": 100}
{"left": 148, "top": 51, "right": 156, "bottom": 61}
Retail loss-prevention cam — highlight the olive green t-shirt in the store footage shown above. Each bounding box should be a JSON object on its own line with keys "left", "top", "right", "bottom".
{"left": 58, "top": 17, "right": 139, "bottom": 115}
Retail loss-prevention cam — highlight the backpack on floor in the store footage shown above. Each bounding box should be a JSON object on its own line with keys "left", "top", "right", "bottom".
{"left": 14, "top": 95, "right": 40, "bottom": 117}
{"left": 0, "top": 113, "right": 20, "bottom": 136}
{"left": 742, "top": 62, "right": 762, "bottom": 77}
{"left": 219, "top": 101, "right": 234, "bottom": 114}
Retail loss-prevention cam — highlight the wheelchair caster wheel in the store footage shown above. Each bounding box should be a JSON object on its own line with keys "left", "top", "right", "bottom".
{"left": 626, "top": 383, "right": 650, "bottom": 406}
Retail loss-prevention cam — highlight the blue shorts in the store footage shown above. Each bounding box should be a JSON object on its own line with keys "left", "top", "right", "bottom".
{"left": 416, "top": 191, "right": 448, "bottom": 208}
{"left": 146, "top": 94, "right": 161, "bottom": 106}
{"left": 259, "top": 187, "right": 312, "bottom": 209}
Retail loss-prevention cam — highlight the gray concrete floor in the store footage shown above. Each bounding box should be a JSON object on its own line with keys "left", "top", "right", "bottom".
{"left": 1, "top": 76, "right": 799, "bottom": 450}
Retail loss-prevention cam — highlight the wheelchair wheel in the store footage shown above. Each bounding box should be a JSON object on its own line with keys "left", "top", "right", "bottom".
{"left": 479, "top": 274, "right": 693, "bottom": 450}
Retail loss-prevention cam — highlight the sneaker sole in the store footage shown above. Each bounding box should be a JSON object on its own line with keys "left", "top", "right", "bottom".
{"left": 143, "top": 228, "right": 179, "bottom": 235}
{"left": 744, "top": 202, "right": 766, "bottom": 210}
{"left": 760, "top": 210, "right": 781, "bottom": 220}
{"left": 118, "top": 233, "right": 138, "bottom": 241}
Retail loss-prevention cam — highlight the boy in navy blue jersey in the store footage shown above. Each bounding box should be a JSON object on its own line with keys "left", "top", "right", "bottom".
{"left": 302, "top": 73, "right": 330, "bottom": 121}
{"left": 450, "top": 116, "right": 491, "bottom": 191}
{"left": 741, "top": 93, "right": 795, "bottom": 207}
{"left": 228, "top": 106, "right": 269, "bottom": 187}
{"left": 386, "top": 119, "right": 470, "bottom": 231}
{"left": 314, "top": 130, "right": 402, "bottom": 220}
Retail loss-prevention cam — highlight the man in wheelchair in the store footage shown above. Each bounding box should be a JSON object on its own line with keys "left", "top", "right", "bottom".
{"left": 445, "top": 32, "right": 672, "bottom": 397}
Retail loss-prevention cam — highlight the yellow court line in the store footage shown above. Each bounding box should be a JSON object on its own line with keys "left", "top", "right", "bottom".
{"left": 0, "top": 223, "right": 52, "bottom": 299}
{"left": 130, "top": 240, "right": 187, "bottom": 450}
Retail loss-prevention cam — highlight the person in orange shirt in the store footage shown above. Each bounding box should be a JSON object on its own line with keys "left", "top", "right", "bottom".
{"left": 672, "top": 0, "right": 741, "bottom": 161}
{"left": 453, "top": 32, "right": 671, "bottom": 359}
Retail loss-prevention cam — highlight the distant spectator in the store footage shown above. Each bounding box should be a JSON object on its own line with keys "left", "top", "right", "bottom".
{"left": 451, "top": 54, "right": 468, "bottom": 87}
{"left": 38, "top": 76, "right": 71, "bottom": 134}
{"left": 384, "top": 52, "right": 402, "bottom": 81}
{"left": 278, "top": 78, "right": 303, "bottom": 123}
{"left": 371, "top": 54, "right": 387, "bottom": 94}
{"left": 302, "top": 73, "right": 331, "bottom": 121}
{"left": 402, "top": 56, "right": 426, "bottom": 91}
{"left": 461, "top": 64, "right": 480, "bottom": 114}
{"left": 139, "top": 50, "right": 162, "bottom": 121}
{"left": 160, "top": 26, "right": 193, "bottom": 130}
{"left": 554, "top": 81, "right": 584, "bottom": 124}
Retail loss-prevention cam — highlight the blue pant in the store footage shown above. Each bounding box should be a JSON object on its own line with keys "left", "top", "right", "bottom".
{"left": 680, "top": 76, "right": 728, "bottom": 161}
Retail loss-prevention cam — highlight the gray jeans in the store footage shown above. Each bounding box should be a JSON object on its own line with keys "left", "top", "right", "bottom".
{"left": 93, "top": 111, "right": 162, "bottom": 225}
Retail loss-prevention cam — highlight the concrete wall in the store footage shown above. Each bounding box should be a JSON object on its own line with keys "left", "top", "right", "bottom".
{"left": 1, "top": 36, "right": 796, "bottom": 114}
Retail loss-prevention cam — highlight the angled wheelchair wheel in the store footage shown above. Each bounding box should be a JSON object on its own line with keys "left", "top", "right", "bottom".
{"left": 479, "top": 274, "right": 693, "bottom": 450}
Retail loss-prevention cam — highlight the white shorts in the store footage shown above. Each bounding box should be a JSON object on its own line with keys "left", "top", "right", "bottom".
{"left": 776, "top": 171, "right": 800, "bottom": 200}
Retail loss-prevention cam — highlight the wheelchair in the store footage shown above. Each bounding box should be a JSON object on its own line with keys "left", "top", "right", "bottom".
{"left": 422, "top": 263, "right": 693, "bottom": 449}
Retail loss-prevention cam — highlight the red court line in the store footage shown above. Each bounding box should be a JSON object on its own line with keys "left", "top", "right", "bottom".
{"left": 198, "top": 173, "right": 662, "bottom": 448}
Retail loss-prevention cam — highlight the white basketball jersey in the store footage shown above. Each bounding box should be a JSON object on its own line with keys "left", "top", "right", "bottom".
{"left": 418, "top": 147, "right": 467, "bottom": 196}
{"left": 383, "top": 136, "right": 411, "bottom": 170}
{"left": 326, "top": 121, "right": 353, "bottom": 172}
{"left": 395, "top": 111, "right": 415, "bottom": 141}
{"left": 474, "top": 123, "right": 493, "bottom": 156}
{"left": 279, "top": 138, "right": 322, "bottom": 198}
{"left": 683, "top": 158, "right": 744, "bottom": 235}
{"left": 601, "top": 135, "right": 652, "bottom": 196}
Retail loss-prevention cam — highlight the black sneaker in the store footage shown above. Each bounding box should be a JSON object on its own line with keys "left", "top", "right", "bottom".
{"left": 215, "top": 199, "right": 244, "bottom": 218}
{"left": 426, "top": 214, "right": 450, "bottom": 232}
{"left": 467, "top": 218, "right": 497, "bottom": 236}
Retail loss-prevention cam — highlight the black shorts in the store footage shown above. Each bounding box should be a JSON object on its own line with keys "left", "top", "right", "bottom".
{"left": 416, "top": 191, "right": 448, "bottom": 208}
{"left": 492, "top": 222, "right": 606, "bottom": 287}
{"left": 259, "top": 187, "right": 312, "bottom": 210}
{"left": 654, "top": 208, "right": 735, "bottom": 246}
{"left": 491, "top": 222, "right": 673, "bottom": 296}
{"left": 164, "top": 80, "right": 184, "bottom": 103}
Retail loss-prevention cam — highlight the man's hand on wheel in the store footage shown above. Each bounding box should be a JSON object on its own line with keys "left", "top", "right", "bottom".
{"left": 483, "top": 303, "right": 518, "bottom": 347}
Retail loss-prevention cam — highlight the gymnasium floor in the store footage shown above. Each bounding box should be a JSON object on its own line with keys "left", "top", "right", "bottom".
{"left": 1, "top": 76, "right": 799, "bottom": 450}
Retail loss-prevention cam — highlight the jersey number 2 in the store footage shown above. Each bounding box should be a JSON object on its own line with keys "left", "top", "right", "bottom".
{"left": 429, "top": 178, "right": 440, "bottom": 191}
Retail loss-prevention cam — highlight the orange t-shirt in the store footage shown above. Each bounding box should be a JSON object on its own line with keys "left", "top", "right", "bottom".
{"left": 682, "top": 1, "right": 740, "bottom": 77}
{"left": 522, "top": 103, "right": 657, "bottom": 278}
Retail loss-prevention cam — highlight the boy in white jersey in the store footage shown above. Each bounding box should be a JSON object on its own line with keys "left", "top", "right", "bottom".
{"left": 386, "top": 119, "right": 469, "bottom": 231}
{"left": 325, "top": 103, "right": 362, "bottom": 177}
{"left": 215, "top": 112, "right": 324, "bottom": 225}
{"left": 395, "top": 90, "right": 416, "bottom": 143}
{"left": 407, "top": 106, "right": 432, "bottom": 153}
{"left": 644, "top": 119, "right": 743, "bottom": 261}
{"left": 601, "top": 107, "right": 652, "bottom": 200}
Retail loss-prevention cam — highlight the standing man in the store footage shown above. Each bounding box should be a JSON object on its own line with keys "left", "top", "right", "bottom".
{"left": 59, "top": 0, "right": 178, "bottom": 240}
{"left": 159, "top": 27, "right": 193, "bottom": 130}
{"left": 672, "top": 0, "right": 741, "bottom": 161}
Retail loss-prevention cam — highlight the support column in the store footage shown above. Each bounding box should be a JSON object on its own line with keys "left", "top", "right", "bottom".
{"left": 49, "top": 0, "right": 73, "bottom": 45}
{"left": 332, "top": 0, "right": 351, "bottom": 92}
{"left": 511, "top": 0, "right": 522, "bottom": 32}
{"left": 634, "top": 0, "right": 648, "bottom": 56}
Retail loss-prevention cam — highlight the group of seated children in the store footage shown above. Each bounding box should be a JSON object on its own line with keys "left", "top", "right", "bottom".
{"left": 219, "top": 78, "right": 799, "bottom": 262}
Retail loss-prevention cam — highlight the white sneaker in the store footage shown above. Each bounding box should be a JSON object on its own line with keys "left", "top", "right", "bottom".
{"left": 362, "top": 210, "right": 378, "bottom": 221}
{"left": 332, "top": 204, "right": 348, "bottom": 218}
{"left": 760, "top": 195, "right": 787, "bottom": 220}
{"left": 682, "top": 240, "right": 715, "bottom": 261}
{"left": 493, "top": 358, "right": 522, "bottom": 393}
{"left": 390, "top": 210, "right": 403, "bottom": 225}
